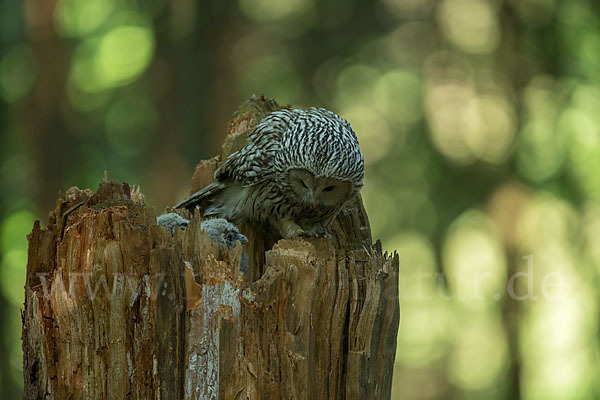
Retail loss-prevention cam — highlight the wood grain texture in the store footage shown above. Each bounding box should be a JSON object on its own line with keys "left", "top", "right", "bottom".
{"left": 23, "top": 182, "right": 186, "bottom": 399}
{"left": 23, "top": 96, "right": 399, "bottom": 399}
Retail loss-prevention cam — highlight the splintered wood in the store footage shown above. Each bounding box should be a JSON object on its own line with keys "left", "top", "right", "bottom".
{"left": 23, "top": 97, "right": 400, "bottom": 400}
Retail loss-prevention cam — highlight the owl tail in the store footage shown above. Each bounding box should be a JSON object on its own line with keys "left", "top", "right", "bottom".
{"left": 174, "top": 181, "right": 226, "bottom": 211}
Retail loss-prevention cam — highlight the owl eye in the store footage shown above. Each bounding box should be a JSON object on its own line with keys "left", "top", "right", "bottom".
{"left": 323, "top": 185, "right": 336, "bottom": 192}
{"left": 300, "top": 181, "right": 308, "bottom": 189}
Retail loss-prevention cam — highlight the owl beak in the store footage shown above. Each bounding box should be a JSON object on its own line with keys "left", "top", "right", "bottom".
{"left": 309, "top": 191, "right": 317, "bottom": 208}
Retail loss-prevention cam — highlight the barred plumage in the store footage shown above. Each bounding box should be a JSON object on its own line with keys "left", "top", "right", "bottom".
{"left": 175, "top": 107, "right": 364, "bottom": 238}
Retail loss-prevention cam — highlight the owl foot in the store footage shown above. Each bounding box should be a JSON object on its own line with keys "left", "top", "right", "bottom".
{"left": 278, "top": 219, "right": 305, "bottom": 239}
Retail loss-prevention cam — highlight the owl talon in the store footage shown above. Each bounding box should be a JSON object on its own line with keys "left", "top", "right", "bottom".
{"left": 279, "top": 220, "right": 305, "bottom": 239}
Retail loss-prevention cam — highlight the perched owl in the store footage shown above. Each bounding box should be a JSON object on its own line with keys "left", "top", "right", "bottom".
{"left": 175, "top": 108, "right": 364, "bottom": 239}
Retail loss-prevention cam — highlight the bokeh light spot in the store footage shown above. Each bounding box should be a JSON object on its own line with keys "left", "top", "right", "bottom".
{"left": 583, "top": 205, "right": 600, "bottom": 275}
{"left": 374, "top": 70, "right": 423, "bottom": 126}
{"left": 426, "top": 77, "right": 515, "bottom": 165}
{"left": 563, "top": 86, "right": 600, "bottom": 200}
{"left": 340, "top": 106, "right": 393, "bottom": 164}
{"left": 523, "top": 350, "right": 597, "bottom": 400}
{"left": 98, "top": 24, "right": 155, "bottom": 88}
{"left": 1, "top": 249, "right": 27, "bottom": 307}
{"left": 0, "top": 209, "right": 36, "bottom": 255}
{"left": 471, "top": 94, "right": 516, "bottom": 164}
{"left": 70, "top": 19, "right": 155, "bottom": 93}
{"left": 426, "top": 80, "right": 478, "bottom": 164}
{"left": 54, "top": 0, "right": 116, "bottom": 37}
{"left": 516, "top": 76, "right": 567, "bottom": 182}
{"left": 443, "top": 210, "right": 506, "bottom": 302}
{"left": 437, "top": 0, "right": 500, "bottom": 54}
{"left": 516, "top": 192, "right": 578, "bottom": 250}
{"left": 70, "top": 37, "right": 103, "bottom": 92}
{"left": 448, "top": 317, "right": 508, "bottom": 390}
{"left": 391, "top": 232, "right": 451, "bottom": 367}
{"left": 0, "top": 209, "right": 36, "bottom": 306}
{"left": 518, "top": 215, "right": 598, "bottom": 400}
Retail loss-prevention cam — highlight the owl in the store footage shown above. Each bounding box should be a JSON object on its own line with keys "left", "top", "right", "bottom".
{"left": 175, "top": 107, "right": 364, "bottom": 239}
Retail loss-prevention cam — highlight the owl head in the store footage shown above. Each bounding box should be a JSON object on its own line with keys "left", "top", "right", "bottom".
{"left": 287, "top": 168, "right": 361, "bottom": 208}
{"left": 274, "top": 107, "right": 364, "bottom": 208}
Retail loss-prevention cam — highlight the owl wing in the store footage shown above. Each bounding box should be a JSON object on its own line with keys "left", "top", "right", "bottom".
{"left": 173, "top": 181, "right": 226, "bottom": 210}
{"left": 215, "top": 110, "right": 294, "bottom": 186}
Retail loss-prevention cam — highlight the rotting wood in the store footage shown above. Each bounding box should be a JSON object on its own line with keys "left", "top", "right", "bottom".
{"left": 23, "top": 96, "right": 399, "bottom": 399}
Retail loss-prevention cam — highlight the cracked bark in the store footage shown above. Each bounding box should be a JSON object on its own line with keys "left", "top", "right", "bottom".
{"left": 22, "top": 96, "right": 399, "bottom": 399}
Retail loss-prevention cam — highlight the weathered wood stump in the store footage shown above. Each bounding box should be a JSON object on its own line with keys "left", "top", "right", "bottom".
{"left": 22, "top": 97, "right": 400, "bottom": 399}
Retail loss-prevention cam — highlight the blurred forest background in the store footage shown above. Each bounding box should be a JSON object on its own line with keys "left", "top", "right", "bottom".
{"left": 1, "top": 0, "right": 600, "bottom": 398}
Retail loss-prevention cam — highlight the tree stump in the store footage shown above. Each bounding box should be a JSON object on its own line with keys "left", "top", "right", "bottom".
{"left": 22, "top": 96, "right": 400, "bottom": 399}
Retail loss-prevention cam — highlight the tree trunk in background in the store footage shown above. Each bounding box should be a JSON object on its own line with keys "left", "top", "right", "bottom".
{"left": 22, "top": 97, "right": 400, "bottom": 399}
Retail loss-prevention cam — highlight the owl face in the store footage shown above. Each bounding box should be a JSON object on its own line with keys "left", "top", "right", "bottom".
{"left": 287, "top": 168, "right": 354, "bottom": 208}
